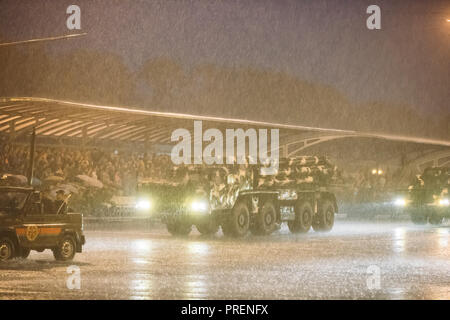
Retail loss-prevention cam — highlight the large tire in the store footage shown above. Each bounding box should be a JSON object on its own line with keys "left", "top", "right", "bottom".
{"left": 196, "top": 218, "right": 219, "bottom": 236}
{"left": 312, "top": 200, "right": 335, "bottom": 232}
{"left": 0, "top": 237, "right": 15, "bottom": 261}
{"left": 251, "top": 200, "right": 277, "bottom": 235}
{"left": 429, "top": 213, "right": 443, "bottom": 225}
{"left": 410, "top": 209, "right": 427, "bottom": 225}
{"left": 53, "top": 235, "right": 76, "bottom": 261}
{"left": 222, "top": 202, "right": 250, "bottom": 237}
{"left": 288, "top": 200, "right": 313, "bottom": 233}
{"left": 166, "top": 222, "right": 192, "bottom": 236}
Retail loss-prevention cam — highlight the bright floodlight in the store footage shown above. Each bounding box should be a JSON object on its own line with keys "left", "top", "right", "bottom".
{"left": 372, "top": 169, "right": 377, "bottom": 175}
{"left": 438, "top": 198, "right": 449, "bottom": 206}
{"left": 135, "top": 199, "right": 151, "bottom": 211}
{"left": 394, "top": 198, "right": 406, "bottom": 207}
{"left": 191, "top": 200, "right": 208, "bottom": 213}
{"left": 378, "top": 169, "right": 383, "bottom": 175}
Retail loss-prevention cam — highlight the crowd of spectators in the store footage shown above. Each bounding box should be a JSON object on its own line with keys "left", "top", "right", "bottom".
{"left": 0, "top": 143, "right": 174, "bottom": 209}
{"left": 1, "top": 144, "right": 177, "bottom": 189}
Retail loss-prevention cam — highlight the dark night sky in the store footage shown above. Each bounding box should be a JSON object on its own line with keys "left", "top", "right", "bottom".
{"left": 0, "top": 0, "right": 449, "bottom": 136}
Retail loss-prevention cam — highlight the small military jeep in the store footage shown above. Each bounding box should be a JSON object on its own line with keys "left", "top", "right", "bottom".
{"left": 0, "top": 186, "right": 85, "bottom": 261}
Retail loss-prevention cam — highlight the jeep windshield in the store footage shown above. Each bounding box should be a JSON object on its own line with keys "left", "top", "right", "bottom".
{"left": 0, "top": 190, "right": 29, "bottom": 212}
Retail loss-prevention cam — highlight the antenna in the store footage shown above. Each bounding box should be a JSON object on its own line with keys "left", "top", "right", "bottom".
{"left": 0, "top": 33, "right": 87, "bottom": 48}
{"left": 27, "top": 128, "right": 36, "bottom": 186}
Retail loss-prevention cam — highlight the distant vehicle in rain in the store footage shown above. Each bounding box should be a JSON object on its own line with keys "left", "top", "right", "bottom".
{"left": 394, "top": 166, "right": 450, "bottom": 225}
{"left": 135, "top": 156, "right": 338, "bottom": 237}
{"left": 339, "top": 167, "right": 406, "bottom": 220}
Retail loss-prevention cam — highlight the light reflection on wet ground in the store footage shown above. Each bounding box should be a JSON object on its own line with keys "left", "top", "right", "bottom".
{"left": 0, "top": 221, "right": 449, "bottom": 299}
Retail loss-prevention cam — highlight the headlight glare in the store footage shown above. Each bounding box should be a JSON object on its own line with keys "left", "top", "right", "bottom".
{"left": 191, "top": 200, "right": 208, "bottom": 213}
{"left": 394, "top": 198, "right": 406, "bottom": 207}
{"left": 135, "top": 199, "right": 151, "bottom": 211}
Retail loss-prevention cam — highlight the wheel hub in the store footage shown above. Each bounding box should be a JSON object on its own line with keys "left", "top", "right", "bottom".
{"left": 0, "top": 244, "right": 11, "bottom": 260}
{"left": 265, "top": 212, "right": 273, "bottom": 225}
{"left": 325, "top": 209, "right": 333, "bottom": 224}
{"left": 61, "top": 241, "right": 73, "bottom": 258}
{"left": 302, "top": 210, "right": 311, "bottom": 224}
{"left": 238, "top": 213, "right": 246, "bottom": 226}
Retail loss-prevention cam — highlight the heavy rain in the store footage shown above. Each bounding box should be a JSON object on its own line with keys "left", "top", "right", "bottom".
{"left": 0, "top": 0, "right": 449, "bottom": 302}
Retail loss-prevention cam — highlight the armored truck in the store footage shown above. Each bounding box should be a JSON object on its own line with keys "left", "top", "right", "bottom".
{"left": 136, "top": 156, "right": 338, "bottom": 237}
{"left": 399, "top": 167, "right": 450, "bottom": 225}
{"left": 0, "top": 187, "right": 85, "bottom": 261}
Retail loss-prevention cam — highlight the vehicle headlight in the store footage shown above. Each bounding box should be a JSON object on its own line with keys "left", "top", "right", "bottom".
{"left": 438, "top": 198, "right": 449, "bottom": 206}
{"left": 394, "top": 198, "right": 407, "bottom": 207}
{"left": 135, "top": 199, "right": 151, "bottom": 211}
{"left": 190, "top": 200, "right": 209, "bottom": 213}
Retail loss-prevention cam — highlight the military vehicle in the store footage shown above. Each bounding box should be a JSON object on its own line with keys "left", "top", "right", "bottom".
{"left": 0, "top": 186, "right": 85, "bottom": 261}
{"left": 0, "top": 129, "right": 85, "bottom": 261}
{"left": 136, "top": 156, "right": 338, "bottom": 237}
{"left": 395, "top": 166, "right": 449, "bottom": 225}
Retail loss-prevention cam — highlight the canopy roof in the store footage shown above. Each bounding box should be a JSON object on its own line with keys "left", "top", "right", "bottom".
{"left": 0, "top": 97, "right": 449, "bottom": 149}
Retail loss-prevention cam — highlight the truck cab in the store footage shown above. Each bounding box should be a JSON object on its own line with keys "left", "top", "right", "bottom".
{"left": 0, "top": 186, "right": 85, "bottom": 261}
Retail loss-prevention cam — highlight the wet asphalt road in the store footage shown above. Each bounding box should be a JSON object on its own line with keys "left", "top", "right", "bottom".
{"left": 0, "top": 220, "right": 449, "bottom": 300}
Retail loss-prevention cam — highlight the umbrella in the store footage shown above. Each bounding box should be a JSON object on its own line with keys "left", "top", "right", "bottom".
{"left": 0, "top": 174, "right": 28, "bottom": 185}
{"left": 13, "top": 174, "right": 28, "bottom": 184}
{"left": 76, "top": 175, "right": 103, "bottom": 188}
{"left": 44, "top": 175, "right": 64, "bottom": 183}
{"left": 56, "top": 183, "right": 81, "bottom": 194}
{"left": 9, "top": 174, "right": 28, "bottom": 184}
